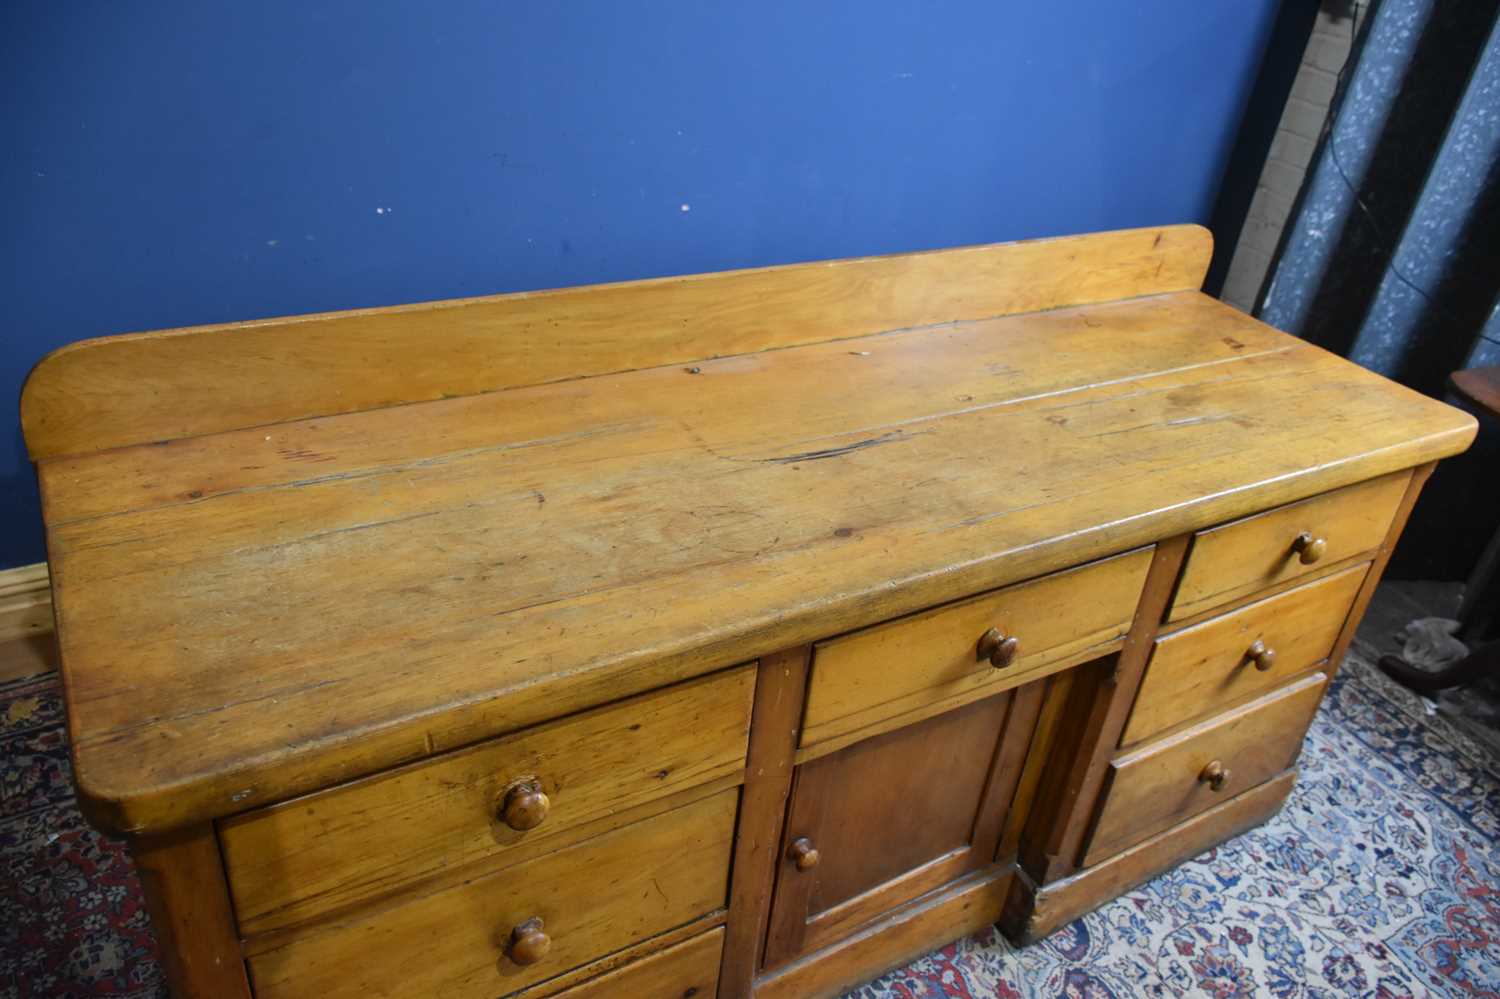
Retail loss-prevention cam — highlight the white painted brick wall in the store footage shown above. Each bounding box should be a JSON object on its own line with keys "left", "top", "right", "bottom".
{"left": 1221, "top": 7, "right": 1362, "bottom": 313}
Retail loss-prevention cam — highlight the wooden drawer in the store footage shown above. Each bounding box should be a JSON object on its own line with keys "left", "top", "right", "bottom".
{"left": 1123, "top": 564, "right": 1366, "bottom": 746}
{"left": 801, "top": 547, "right": 1152, "bottom": 748}
{"left": 222, "top": 666, "right": 753, "bottom": 935}
{"left": 1083, "top": 671, "right": 1326, "bottom": 866}
{"left": 1167, "top": 471, "right": 1407, "bottom": 622}
{"left": 551, "top": 928, "right": 723, "bottom": 998}
{"left": 248, "top": 787, "right": 737, "bottom": 999}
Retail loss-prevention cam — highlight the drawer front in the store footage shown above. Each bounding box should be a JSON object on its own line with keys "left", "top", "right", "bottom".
{"left": 1168, "top": 471, "right": 1407, "bottom": 622}
{"left": 249, "top": 788, "right": 737, "bottom": 999}
{"left": 553, "top": 928, "right": 723, "bottom": 998}
{"left": 1084, "top": 672, "right": 1326, "bottom": 866}
{"left": 222, "top": 666, "right": 753, "bottom": 935}
{"left": 1123, "top": 564, "right": 1366, "bottom": 746}
{"left": 801, "top": 547, "right": 1152, "bottom": 748}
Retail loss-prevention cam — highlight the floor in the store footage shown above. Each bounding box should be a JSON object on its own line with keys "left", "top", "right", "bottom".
{"left": 2, "top": 583, "right": 1498, "bottom": 998}
{"left": 1356, "top": 581, "right": 1500, "bottom": 754}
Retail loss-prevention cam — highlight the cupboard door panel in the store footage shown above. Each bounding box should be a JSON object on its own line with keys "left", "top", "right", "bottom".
{"left": 763, "top": 683, "right": 1042, "bottom": 967}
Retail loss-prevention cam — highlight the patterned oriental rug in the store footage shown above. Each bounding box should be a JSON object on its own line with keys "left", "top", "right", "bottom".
{"left": 3, "top": 646, "right": 1497, "bottom": 998}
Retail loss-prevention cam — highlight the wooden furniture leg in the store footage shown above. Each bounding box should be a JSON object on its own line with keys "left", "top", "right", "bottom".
{"left": 132, "top": 824, "right": 250, "bottom": 998}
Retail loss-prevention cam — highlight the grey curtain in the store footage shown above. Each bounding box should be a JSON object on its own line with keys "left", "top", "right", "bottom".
{"left": 1253, "top": 0, "right": 1500, "bottom": 582}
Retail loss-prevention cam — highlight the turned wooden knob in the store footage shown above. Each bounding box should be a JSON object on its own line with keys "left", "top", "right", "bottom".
{"left": 500, "top": 779, "right": 550, "bottom": 831}
{"left": 1245, "top": 639, "right": 1277, "bottom": 672}
{"left": 1199, "top": 760, "right": 1231, "bottom": 792}
{"left": 1292, "top": 531, "right": 1327, "bottom": 565}
{"left": 977, "top": 628, "right": 1020, "bottom": 669}
{"left": 507, "top": 917, "right": 551, "bottom": 965}
{"left": 788, "top": 837, "right": 820, "bottom": 871}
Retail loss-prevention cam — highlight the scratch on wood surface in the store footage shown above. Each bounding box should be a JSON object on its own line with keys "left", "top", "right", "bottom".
{"left": 952, "top": 499, "right": 1053, "bottom": 528}
{"left": 760, "top": 430, "right": 920, "bottom": 465}
{"left": 297, "top": 507, "right": 464, "bottom": 544}
{"left": 1082, "top": 413, "right": 1250, "bottom": 440}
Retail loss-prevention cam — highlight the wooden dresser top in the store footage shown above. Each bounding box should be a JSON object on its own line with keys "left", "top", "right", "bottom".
{"left": 23, "top": 226, "right": 1475, "bottom": 833}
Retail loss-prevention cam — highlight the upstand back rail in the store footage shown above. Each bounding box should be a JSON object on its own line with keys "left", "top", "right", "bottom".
{"left": 23, "top": 226, "right": 1475, "bottom": 997}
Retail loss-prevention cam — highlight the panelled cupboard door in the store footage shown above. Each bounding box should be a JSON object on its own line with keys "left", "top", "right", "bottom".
{"left": 762, "top": 684, "right": 1041, "bottom": 968}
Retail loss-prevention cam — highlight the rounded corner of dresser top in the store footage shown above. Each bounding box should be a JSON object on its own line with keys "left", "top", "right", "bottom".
{"left": 1174, "top": 223, "right": 1214, "bottom": 272}
{"left": 1452, "top": 407, "right": 1481, "bottom": 449}
{"left": 69, "top": 765, "right": 150, "bottom": 838}
{"left": 20, "top": 336, "right": 112, "bottom": 462}
{"left": 1423, "top": 402, "right": 1482, "bottom": 464}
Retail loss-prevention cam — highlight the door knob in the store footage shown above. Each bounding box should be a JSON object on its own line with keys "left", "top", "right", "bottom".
{"left": 788, "top": 837, "right": 820, "bottom": 871}
{"left": 977, "top": 628, "right": 1020, "bottom": 668}
{"left": 1245, "top": 640, "right": 1277, "bottom": 672}
{"left": 1292, "top": 531, "right": 1327, "bottom": 565}
{"left": 506, "top": 917, "right": 551, "bottom": 966}
{"left": 499, "top": 779, "right": 550, "bottom": 831}
{"left": 1199, "top": 760, "right": 1231, "bottom": 792}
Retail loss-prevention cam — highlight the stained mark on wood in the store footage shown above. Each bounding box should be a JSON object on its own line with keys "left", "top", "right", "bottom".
{"left": 277, "top": 447, "right": 336, "bottom": 464}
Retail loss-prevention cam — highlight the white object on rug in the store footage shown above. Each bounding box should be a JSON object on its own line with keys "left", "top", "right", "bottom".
{"left": 1396, "top": 616, "right": 1469, "bottom": 672}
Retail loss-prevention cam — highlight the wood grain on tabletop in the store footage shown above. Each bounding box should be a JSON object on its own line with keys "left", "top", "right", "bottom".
{"left": 37, "top": 273, "right": 1476, "bottom": 835}
{"left": 21, "top": 226, "right": 1211, "bottom": 460}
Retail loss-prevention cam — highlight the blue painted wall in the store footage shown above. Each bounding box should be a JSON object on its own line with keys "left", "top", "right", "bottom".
{"left": 2, "top": 2, "right": 1280, "bottom": 569}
